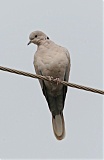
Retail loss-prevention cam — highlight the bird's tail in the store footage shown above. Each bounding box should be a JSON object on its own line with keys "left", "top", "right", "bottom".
{"left": 52, "top": 113, "right": 65, "bottom": 140}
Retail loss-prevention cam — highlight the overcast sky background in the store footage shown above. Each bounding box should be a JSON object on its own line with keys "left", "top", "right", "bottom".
{"left": 0, "top": 0, "right": 103, "bottom": 159}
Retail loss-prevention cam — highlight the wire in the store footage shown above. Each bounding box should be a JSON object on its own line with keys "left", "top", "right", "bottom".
{"left": 0, "top": 65, "right": 103, "bottom": 95}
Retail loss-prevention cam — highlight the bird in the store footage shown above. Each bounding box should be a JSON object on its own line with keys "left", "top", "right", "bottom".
{"left": 28, "top": 30, "right": 71, "bottom": 140}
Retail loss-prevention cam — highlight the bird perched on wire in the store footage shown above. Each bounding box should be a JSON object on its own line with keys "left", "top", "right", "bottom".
{"left": 28, "top": 30, "right": 71, "bottom": 140}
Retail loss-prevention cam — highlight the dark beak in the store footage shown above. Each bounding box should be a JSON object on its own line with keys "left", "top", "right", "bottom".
{"left": 27, "top": 41, "right": 31, "bottom": 45}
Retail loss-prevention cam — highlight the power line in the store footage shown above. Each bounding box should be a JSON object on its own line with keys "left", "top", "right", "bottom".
{"left": 0, "top": 65, "right": 103, "bottom": 95}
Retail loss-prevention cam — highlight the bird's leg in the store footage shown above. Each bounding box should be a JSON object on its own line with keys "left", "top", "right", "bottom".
{"left": 53, "top": 78, "right": 61, "bottom": 85}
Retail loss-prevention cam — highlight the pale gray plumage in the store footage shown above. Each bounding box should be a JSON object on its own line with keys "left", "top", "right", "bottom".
{"left": 28, "top": 30, "right": 71, "bottom": 140}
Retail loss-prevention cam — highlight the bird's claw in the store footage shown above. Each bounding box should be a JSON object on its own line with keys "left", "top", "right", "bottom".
{"left": 46, "top": 76, "right": 61, "bottom": 85}
{"left": 46, "top": 76, "right": 53, "bottom": 81}
{"left": 53, "top": 78, "right": 61, "bottom": 85}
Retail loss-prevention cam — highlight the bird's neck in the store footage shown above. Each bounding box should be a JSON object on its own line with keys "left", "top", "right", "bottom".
{"left": 38, "top": 40, "right": 52, "bottom": 48}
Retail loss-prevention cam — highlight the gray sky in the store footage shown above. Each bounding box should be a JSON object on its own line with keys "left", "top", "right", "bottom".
{"left": 0, "top": 0, "right": 103, "bottom": 159}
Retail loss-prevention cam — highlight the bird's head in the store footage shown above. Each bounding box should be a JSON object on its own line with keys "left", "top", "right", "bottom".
{"left": 27, "top": 30, "right": 49, "bottom": 45}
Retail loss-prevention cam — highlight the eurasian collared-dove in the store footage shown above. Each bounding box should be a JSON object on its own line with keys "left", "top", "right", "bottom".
{"left": 28, "top": 31, "right": 71, "bottom": 140}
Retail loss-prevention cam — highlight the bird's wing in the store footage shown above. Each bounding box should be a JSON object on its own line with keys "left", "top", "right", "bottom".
{"left": 63, "top": 49, "right": 71, "bottom": 101}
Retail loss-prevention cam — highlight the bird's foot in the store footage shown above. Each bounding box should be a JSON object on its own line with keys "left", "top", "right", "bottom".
{"left": 53, "top": 78, "right": 61, "bottom": 85}
{"left": 46, "top": 76, "right": 53, "bottom": 82}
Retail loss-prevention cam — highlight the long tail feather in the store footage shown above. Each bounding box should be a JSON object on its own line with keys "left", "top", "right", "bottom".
{"left": 52, "top": 113, "right": 65, "bottom": 140}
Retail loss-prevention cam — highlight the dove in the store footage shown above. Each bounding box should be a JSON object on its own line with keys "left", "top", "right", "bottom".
{"left": 28, "top": 30, "right": 71, "bottom": 140}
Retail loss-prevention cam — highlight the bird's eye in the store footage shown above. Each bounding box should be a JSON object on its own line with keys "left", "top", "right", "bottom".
{"left": 35, "top": 35, "right": 37, "bottom": 38}
{"left": 47, "top": 37, "right": 49, "bottom": 39}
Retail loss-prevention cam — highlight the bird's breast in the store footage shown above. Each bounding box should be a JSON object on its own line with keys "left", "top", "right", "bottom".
{"left": 40, "top": 53, "right": 67, "bottom": 78}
